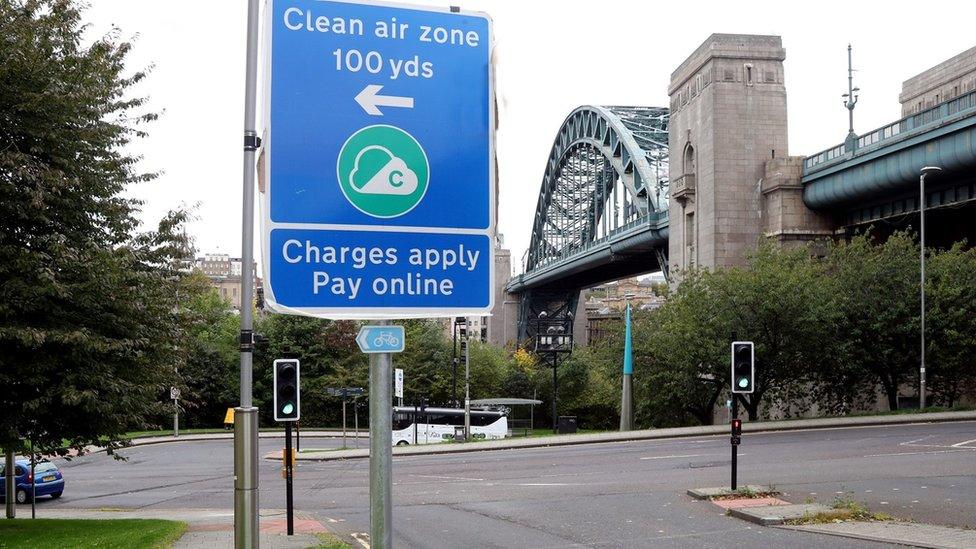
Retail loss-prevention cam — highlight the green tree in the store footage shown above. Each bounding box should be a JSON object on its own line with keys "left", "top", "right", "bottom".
{"left": 926, "top": 243, "right": 976, "bottom": 407}
{"left": 176, "top": 272, "right": 239, "bottom": 427}
{"left": 823, "top": 233, "right": 920, "bottom": 411}
{"left": 0, "top": 0, "right": 190, "bottom": 454}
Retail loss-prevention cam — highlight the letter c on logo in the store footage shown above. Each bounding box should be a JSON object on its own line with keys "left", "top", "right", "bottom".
{"left": 388, "top": 170, "right": 404, "bottom": 187}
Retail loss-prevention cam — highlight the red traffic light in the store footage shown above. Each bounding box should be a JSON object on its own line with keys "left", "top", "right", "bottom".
{"left": 730, "top": 419, "right": 742, "bottom": 435}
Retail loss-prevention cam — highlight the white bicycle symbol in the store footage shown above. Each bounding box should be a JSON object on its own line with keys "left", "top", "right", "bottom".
{"left": 374, "top": 332, "right": 400, "bottom": 347}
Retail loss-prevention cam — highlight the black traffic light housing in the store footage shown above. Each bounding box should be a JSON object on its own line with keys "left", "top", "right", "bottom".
{"left": 274, "top": 359, "right": 300, "bottom": 422}
{"left": 731, "top": 341, "right": 754, "bottom": 394}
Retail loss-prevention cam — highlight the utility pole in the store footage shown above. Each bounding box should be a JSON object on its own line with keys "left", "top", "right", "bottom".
{"left": 234, "top": 0, "right": 261, "bottom": 545}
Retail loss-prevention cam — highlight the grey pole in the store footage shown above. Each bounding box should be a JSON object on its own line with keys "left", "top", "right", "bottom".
{"left": 234, "top": 0, "right": 261, "bottom": 545}
{"left": 5, "top": 448, "right": 14, "bottom": 518}
{"left": 173, "top": 398, "right": 179, "bottom": 437}
{"left": 919, "top": 166, "right": 942, "bottom": 410}
{"left": 619, "top": 375, "right": 633, "bottom": 431}
{"left": 369, "top": 320, "right": 393, "bottom": 549}
{"left": 464, "top": 333, "right": 471, "bottom": 440}
{"left": 342, "top": 398, "right": 347, "bottom": 449}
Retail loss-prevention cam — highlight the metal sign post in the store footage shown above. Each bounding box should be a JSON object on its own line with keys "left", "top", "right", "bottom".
{"left": 368, "top": 320, "right": 394, "bottom": 549}
{"left": 235, "top": 0, "right": 261, "bottom": 545}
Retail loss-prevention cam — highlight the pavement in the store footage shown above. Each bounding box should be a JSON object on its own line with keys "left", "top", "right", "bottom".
{"left": 785, "top": 521, "right": 976, "bottom": 549}
{"left": 14, "top": 507, "right": 326, "bottom": 548}
{"left": 694, "top": 483, "right": 976, "bottom": 547}
{"left": 20, "top": 420, "right": 976, "bottom": 547}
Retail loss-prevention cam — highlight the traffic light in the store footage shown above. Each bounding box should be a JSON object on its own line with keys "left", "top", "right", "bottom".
{"left": 274, "top": 359, "right": 300, "bottom": 421}
{"left": 730, "top": 341, "right": 754, "bottom": 394}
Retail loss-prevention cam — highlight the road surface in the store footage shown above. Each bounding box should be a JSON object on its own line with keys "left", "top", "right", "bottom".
{"left": 31, "top": 421, "right": 976, "bottom": 547}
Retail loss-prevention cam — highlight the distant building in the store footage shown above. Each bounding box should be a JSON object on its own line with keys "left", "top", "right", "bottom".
{"left": 193, "top": 253, "right": 260, "bottom": 311}
{"left": 582, "top": 277, "right": 667, "bottom": 344}
{"left": 441, "top": 236, "right": 520, "bottom": 348}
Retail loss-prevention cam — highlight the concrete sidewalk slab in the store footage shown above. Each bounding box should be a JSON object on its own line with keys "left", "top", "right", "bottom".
{"left": 277, "top": 410, "right": 976, "bottom": 462}
{"left": 728, "top": 503, "right": 832, "bottom": 526}
{"left": 782, "top": 521, "right": 976, "bottom": 549}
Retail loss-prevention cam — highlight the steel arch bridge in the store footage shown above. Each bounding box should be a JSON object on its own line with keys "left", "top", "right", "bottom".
{"left": 506, "top": 105, "right": 670, "bottom": 342}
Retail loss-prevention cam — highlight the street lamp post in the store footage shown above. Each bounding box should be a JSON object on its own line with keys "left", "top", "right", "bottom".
{"left": 919, "top": 166, "right": 942, "bottom": 410}
{"left": 535, "top": 312, "right": 573, "bottom": 433}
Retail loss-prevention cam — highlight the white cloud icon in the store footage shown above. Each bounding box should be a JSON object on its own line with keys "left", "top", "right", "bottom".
{"left": 349, "top": 145, "right": 419, "bottom": 196}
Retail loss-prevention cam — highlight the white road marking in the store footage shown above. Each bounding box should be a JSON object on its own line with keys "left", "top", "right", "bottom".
{"left": 410, "top": 474, "right": 484, "bottom": 481}
{"left": 864, "top": 449, "right": 972, "bottom": 457}
{"left": 514, "top": 483, "right": 581, "bottom": 486}
{"left": 322, "top": 516, "right": 345, "bottom": 523}
{"left": 950, "top": 438, "right": 976, "bottom": 448}
{"left": 639, "top": 453, "right": 712, "bottom": 460}
{"left": 900, "top": 434, "right": 936, "bottom": 446}
{"left": 351, "top": 532, "right": 370, "bottom": 549}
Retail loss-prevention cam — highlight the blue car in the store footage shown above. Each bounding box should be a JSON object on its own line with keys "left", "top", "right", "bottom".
{"left": 0, "top": 459, "right": 65, "bottom": 503}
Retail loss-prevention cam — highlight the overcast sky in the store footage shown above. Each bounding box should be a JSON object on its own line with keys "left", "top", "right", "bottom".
{"left": 84, "top": 0, "right": 976, "bottom": 274}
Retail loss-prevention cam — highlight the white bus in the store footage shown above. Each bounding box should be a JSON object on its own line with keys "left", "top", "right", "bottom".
{"left": 392, "top": 406, "right": 508, "bottom": 445}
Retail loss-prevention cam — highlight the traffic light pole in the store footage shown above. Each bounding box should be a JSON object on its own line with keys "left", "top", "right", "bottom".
{"left": 235, "top": 0, "right": 261, "bottom": 545}
{"left": 285, "top": 422, "right": 294, "bottom": 536}
{"left": 369, "top": 320, "right": 393, "bottom": 549}
{"left": 731, "top": 397, "right": 738, "bottom": 491}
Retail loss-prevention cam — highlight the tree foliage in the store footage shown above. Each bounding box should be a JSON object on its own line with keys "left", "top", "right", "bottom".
{"left": 0, "top": 0, "right": 191, "bottom": 453}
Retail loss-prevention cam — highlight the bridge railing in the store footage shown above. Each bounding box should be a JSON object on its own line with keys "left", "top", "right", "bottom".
{"left": 804, "top": 90, "right": 976, "bottom": 172}
{"left": 521, "top": 211, "right": 667, "bottom": 276}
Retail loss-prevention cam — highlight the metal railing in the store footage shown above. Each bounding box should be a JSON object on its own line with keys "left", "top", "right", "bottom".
{"left": 514, "top": 210, "right": 668, "bottom": 281}
{"left": 805, "top": 90, "right": 976, "bottom": 171}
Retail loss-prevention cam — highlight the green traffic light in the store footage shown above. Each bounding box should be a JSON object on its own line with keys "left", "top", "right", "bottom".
{"left": 282, "top": 403, "right": 294, "bottom": 415}
{"left": 737, "top": 377, "right": 749, "bottom": 388}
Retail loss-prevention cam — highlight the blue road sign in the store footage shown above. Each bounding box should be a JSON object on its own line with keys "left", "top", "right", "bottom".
{"left": 262, "top": 0, "right": 494, "bottom": 319}
{"left": 357, "top": 325, "right": 405, "bottom": 353}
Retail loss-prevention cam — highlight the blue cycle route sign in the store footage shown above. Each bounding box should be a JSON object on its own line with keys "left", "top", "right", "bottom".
{"left": 261, "top": 0, "right": 494, "bottom": 319}
{"left": 357, "top": 325, "right": 405, "bottom": 353}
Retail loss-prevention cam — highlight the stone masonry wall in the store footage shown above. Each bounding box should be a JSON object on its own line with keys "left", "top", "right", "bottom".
{"left": 668, "top": 34, "right": 789, "bottom": 273}
{"left": 900, "top": 44, "right": 976, "bottom": 116}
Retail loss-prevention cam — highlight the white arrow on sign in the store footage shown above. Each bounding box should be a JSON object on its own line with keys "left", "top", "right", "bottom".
{"left": 355, "top": 84, "right": 414, "bottom": 116}
{"left": 356, "top": 329, "right": 370, "bottom": 351}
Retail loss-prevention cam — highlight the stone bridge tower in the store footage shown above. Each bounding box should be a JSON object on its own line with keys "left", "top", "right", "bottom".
{"left": 667, "top": 34, "right": 791, "bottom": 272}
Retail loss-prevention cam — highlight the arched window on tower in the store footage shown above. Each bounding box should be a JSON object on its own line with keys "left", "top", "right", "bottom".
{"left": 683, "top": 143, "right": 696, "bottom": 176}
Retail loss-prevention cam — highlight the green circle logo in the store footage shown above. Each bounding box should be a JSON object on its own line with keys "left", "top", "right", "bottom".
{"left": 336, "top": 125, "right": 429, "bottom": 218}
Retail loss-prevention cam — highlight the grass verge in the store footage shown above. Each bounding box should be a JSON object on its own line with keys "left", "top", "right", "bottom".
{"left": 0, "top": 518, "right": 186, "bottom": 548}
{"left": 312, "top": 531, "right": 353, "bottom": 549}
{"left": 710, "top": 486, "right": 780, "bottom": 500}
{"left": 787, "top": 497, "right": 895, "bottom": 525}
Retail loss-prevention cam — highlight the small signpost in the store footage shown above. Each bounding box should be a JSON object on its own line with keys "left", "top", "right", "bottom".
{"left": 170, "top": 387, "right": 180, "bottom": 437}
{"left": 395, "top": 368, "right": 404, "bottom": 406}
{"left": 327, "top": 387, "right": 365, "bottom": 448}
